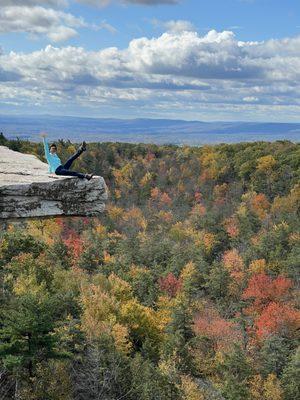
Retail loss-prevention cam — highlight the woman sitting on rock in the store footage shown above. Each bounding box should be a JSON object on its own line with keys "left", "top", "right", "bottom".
{"left": 40, "top": 133, "right": 94, "bottom": 180}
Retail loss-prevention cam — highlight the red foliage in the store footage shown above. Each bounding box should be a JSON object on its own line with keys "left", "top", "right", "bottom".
{"left": 242, "top": 273, "right": 299, "bottom": 340}
{"left": 160, "top": 192, "right": 172, "bottom": 205}
{"left": 242, "top": 273, "right": 293, "bottom": 312}
{"left": 224, "top": 217, "right": 239, "bottom": 238}
{"left": 194, "top": 191, "right": 203, "bottom": 203}
{"left": 145, "top": 152, "right": 156, "bottom": 162}
{"left": 63, "top": 229, "right": 84, "bottom": 261}
{"left": 255, "top": 302, "right": 300, "bottom": 338}
{"left": 158, "top": 273, "right": 182, "bottom": 298}
{"left": 193, "top": 306, "right": 242, "bottom": 350}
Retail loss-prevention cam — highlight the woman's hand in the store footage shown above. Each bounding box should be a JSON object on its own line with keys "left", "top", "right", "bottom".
{"left": 40, "top": 132, "right": 47, "bottom": 138}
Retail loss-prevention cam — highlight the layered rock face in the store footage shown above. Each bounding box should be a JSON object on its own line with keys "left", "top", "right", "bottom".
{"left": 0, "top": 146, "right": 108, "bottom": 219}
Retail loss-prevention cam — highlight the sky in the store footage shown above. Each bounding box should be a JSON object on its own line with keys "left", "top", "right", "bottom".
{"left": 1, "top": 0, "right": 300, "bottom": 121}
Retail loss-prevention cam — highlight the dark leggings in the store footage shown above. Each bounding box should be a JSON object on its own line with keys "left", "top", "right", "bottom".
{"left": 55, "top": 150, "right": 85, "bottom": 179}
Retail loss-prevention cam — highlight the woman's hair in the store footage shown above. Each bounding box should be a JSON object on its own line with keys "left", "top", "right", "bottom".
{"left": 50, "top": 143, "right": 57, "bottom": 149}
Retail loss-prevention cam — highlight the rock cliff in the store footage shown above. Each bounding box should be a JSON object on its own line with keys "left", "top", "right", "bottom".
{"left": 0, "top": 146, "right": 108, "bottom": 219}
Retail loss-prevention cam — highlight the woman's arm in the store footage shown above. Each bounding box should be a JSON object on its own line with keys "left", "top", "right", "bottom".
{"left": 40, "top": 132, "right": 50, "bottom": 162}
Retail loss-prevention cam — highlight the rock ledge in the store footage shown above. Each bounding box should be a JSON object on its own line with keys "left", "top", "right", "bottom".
{"left": 0, "top": 146, "right": 108, "bottom": 219}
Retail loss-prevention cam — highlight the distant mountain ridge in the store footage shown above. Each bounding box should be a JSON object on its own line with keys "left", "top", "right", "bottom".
{"left": 1, "top": 114, "right": 299, "bottom": 145}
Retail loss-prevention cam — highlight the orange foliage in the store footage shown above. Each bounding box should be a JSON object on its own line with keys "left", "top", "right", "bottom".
{"left": 250, "top": 193, "right": 270, "bottom": 220}
{"left": 193, "top": 306, "right": 242, "bottom": 350}
{"left": 157, "top": 210, "right": 173, "bottom": 223}
{"left": 190, "top": 203, "right": 206, "bottom": 217}
{"left": 151, "top": 187, "right": 160, "bottom": 199}
{"left": 213, "top": 183, "right": 228, "bottom": 206}
{"left": 255, "top": 302, "right": 300, "bottom": 338}
{"left": 194, "top": 191, "right": 203, "bottom": 203}
{"left": 222, "top": 249, "right": 244, "bottom": 282}
{"left": 202, "top": 232, "right": 216, "bottom": 253}
{"left": 160, "top": 192, "right": 172, "bottom": 206}
{"left": 242, "top": 273, "right": 299, "bottom": 339}
{"left": 122, "top": 207, "right": 147, "bottom": 230}
{"left": 224, "top": 216, "right": 239, "bottom": 238}
{"left": 64, "top": 230, "right": 84, "bottom": 261}
{"left": 145, "top": 152, "right": 155, "bottom": 162}
{"left": 242, "top": 273, "right": 293, "bottom": 310}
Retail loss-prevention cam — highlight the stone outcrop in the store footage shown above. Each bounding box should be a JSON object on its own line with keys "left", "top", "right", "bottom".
{"left": 0, "top": 146, "right": 108, "bottom": 219}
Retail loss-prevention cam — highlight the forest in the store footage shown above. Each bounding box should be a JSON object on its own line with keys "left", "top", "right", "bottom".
{"left": 0, "top": 133, "right": 299, "bottom": 400}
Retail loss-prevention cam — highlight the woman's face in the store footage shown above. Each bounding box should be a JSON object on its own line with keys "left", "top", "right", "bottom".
{"left": 50, "top": 146, "right": 57, "bottom": 154}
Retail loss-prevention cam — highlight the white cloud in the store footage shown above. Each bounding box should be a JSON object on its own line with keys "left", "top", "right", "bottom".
{"left": 0, "top": 6, "right": 85, "bottom": 42}
{"left": 243, "top": 96, "right": 258, "bottom": 102}
{"left": 98, "top": 20, "right": 118, "bottom": 34}
{"left": 47, "top": 26, "right": 78, "bottom": 41}
{"left": 0, "top": 0, "right": 67, "bottom": 6}
{"left": 2, "top": 29, "right": 300, "bottom": 119}
{"left": 151, "top": 19, "right": 195, "bottom": 33}
{"left": 76, "top": 0, "right": 179, "bottom": 6}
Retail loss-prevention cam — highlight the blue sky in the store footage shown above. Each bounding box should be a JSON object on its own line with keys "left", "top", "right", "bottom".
{"left": 1, "top": 0, "right": 300, "bottom": 121}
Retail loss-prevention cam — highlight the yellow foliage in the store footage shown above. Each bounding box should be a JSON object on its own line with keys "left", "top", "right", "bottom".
{"left": 213, "top": 183, "right": 228, "bottom": 199}
{"left": 94, "top": 223, "right": 107, "bottom": 239}
{"left": 120, "top": 299, "right": 162, "bottom": 342}
{"left": 180, "top": 262, "right": 196, "bottom": 283}
{"left": 158, "top": 355, "right": 178, "bottom": 379}
{"left": 156, "top": 295, "right": 176, "bottom": 331}
{"left": 177, "top": 181, "right": 185, "bottom": 193}
{"left": 257, "top": 155, "right": 276, "bottom": 172}
{"left": 129, "top": 264, "right": 149, "bottom": 278}
{"left": 180, "top": 375, "right": 205, "bottom": 400}
{"left": 272, "top": 184, "right": 300, "bottom": 216}
{"left": 237, "top": 203, "right": 247, "bottom": 217}
{"left": 111, "top": 323, "right": 132, "bottom": 355}
{"left": 67, "top": 144, "right": 76, "bottom": 154}
{"left": 108, "top": 273, "right": 133, "bottom": 302}
{"left": 113, "top": 163, "right": 133, "bottom": 189}
{"left": 170, "top": 222, "right": 200, "bottom": 243}
{"left": 222, "top": 248, "right": 245, "bottom": 284}
{"left": 7, "top": 224, "right": 15, "bottom": 232}
{"left": 202, "top": 232, "right": 216, "bottom": 253}
{"left": 140, "top": 171, "right": 152, "bottom": 186}
{"left": 80, "top": 283, "right": 118, "bottom": 339}
{"left": 26, "top": 219, "right": 61, "bottom": 245}
{"left": 107, "top": 205, "right": 124, "bottom": 220}
{"left": 249, "top": 259, "right": 267, "bottom": 274}
{"left": 123, "top": 207, "right": 147, "bottom": 230}
{"left": 250, "top": 373, "right": 283, "bottom": 400}
{"left": 200, "top": 148, "right": 219, "bottom": 180}
{"left": 199, "top": 147, "right": 228, "bottom": 182}
{"left": 13, "top": 274, "right": 47, "bottom": 297}
{"left": 103, "top": 250, "right": 115, "bottom": 264}
{"left": 249, "top": 374, "right": 264, "bottom": 400}
{"left": 115, "top": 189, "right": 122, "bottom": 199}
{"left": 273, "top": 220, "right": 289, "bottom": 232}
{"left": 289, "top": 232, "right": 300, "bottom": 244}
{"left": 263, "top": 374, "right": 283, "bottom": 400}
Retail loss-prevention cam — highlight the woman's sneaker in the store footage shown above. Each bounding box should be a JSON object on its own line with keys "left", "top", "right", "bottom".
{"left": 79, "top": 141, "right": 87, "bottom": 152}
{"left": 85, "top": 173, "right": 94, "bottom": 181}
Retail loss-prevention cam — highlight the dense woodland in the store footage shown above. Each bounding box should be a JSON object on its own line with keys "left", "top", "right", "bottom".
{"left": 0, "top": 133, "right": 299, "bottom": 400}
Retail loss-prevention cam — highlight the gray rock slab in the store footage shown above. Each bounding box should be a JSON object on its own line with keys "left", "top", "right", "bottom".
{"left": 0, "top": 146, "right": 108, "bottom": 219}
